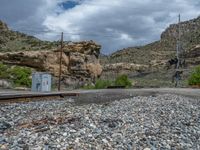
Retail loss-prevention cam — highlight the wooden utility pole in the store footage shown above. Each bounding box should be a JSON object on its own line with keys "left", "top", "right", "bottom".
{"left": 174, "top": 14, "right": 182, "bottom": 87}
{"left": 58, "top": 32, "right": 63, "bottom": 91}
{"left": 176, "top": 14, "right": 181, "bottom": 69}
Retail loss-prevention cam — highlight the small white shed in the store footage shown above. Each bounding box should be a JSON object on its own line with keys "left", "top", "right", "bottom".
{"left": 31, "top": 72, "right": 51, "bottom": 92}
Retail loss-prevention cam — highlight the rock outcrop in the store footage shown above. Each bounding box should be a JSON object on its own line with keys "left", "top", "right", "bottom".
{"left": 0, "top": 41, "right": 102, "bottom": 86}
{"left": 103, "top": 63, "right": 149, "bottom": 73}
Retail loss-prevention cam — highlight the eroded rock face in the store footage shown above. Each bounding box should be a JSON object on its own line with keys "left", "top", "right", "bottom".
{"left": 103, "top": 63, "right": 148, "bottom": 72}
{"left": 0, "top": 41, "right": 102, "bottom": 85}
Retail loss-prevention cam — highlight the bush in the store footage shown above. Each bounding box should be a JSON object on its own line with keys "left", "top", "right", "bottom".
{"left": 0, "top": 63, "right": 32, "bottom": 87}
{"left": 94, "top": 79, "right": 112, "bottom": 89}
{"left": 115, "top": 74, "right": 132, "bottom": 87}
{"left": 82, "top": 84, "right": 95, "bottom": 90}
{"left": 0, "top": 63, "right": 9, "bottom": 78}
{"left": 21, "top": 46, "right": 26, "bottom": 50}
{"left": 9, "top": 66, "right": 32, "bottom": 87}
{"left": 83, "top": 74, "right": 132, "bottom": 89}
{"left": 188, "top": 66, "right": 200, "bottom": 86}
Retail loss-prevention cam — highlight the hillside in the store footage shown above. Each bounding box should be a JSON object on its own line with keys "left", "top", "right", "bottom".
{"left": 100, "top": 16, "right": 200, "bottom": 87}
{"left": 101, "top": 16, "right": 200, "bottom": 65}
{"left": 0, "top": 21, "right": 59, "bottom": 52}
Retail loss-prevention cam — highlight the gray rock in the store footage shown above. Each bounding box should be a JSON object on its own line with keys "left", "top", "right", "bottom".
{"left": 0, "top": 94, "right": 199, "bottom": 149}
{"left": 0, "top": 121, "right": 11, "bottom": 132}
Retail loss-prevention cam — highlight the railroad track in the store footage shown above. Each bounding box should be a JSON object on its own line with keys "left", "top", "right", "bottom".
{"left": 0, "top": 92, "right": 80, "bottom": 103}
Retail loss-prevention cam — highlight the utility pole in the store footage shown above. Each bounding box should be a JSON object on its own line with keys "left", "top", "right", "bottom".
{"left": 176, "top": 14, "right": 181, "bottom": 69}
{"left": 174, "top": 14, "right": 182, "bottom": 87}
{"left": 58, "top": 32, "right": 63, "bottom": 91}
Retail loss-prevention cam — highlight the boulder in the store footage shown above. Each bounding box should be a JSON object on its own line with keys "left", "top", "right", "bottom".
{"left": 0, "top": 80, "right": 11, "bottom": 88}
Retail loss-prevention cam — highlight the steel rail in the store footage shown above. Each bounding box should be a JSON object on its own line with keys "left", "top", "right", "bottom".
{"left": 0, "top": 92, "right": 79, "bottom": 102}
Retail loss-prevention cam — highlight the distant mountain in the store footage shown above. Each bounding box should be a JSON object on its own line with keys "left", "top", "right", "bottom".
{"left": 0, "top": 20, "right": 59, "bottom": 52}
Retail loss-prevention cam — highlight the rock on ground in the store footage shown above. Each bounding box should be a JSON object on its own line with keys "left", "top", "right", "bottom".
{"left": 0, "top": 94, "right": 199, "bottom": 150}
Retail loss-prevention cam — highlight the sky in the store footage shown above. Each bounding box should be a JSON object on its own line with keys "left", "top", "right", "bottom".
{"left": 0, "top": 0, "right": 200, "bottom": 54}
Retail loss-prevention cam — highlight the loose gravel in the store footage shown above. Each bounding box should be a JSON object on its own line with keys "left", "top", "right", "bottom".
{"left": 0, "top": 94, "right": 200, "bottom": 150}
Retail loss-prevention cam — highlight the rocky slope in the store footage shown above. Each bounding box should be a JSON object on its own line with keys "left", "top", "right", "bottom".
{"left": 0, "top": 41, "right": 102, "bottom": 86}
{"left": 100, "top": 16, "right": 200, "bottom": 87}
{"left": 101, "top": 16, "right": 200, "bottom": 69}
{"left": 0, "top": 20, "right": 58, "bottom": 52}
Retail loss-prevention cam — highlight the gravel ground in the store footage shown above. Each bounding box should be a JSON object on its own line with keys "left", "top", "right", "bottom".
{"left": 0, "top": 94, "right": 200, "bottom": 150}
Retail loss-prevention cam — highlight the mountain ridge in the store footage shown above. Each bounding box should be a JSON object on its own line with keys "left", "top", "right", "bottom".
{"left": 0, "top": 20, "right": 60, "bottom": 52}
{"left": 100, "top": 16, "right": 200, "bottom": 87}
{"left": 101, "top": 16, "right": 200, "bottom": 65}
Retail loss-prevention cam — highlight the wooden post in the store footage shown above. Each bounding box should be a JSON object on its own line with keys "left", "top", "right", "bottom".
{"left": 58, "top": 32, "right": 63, "bottom": 91}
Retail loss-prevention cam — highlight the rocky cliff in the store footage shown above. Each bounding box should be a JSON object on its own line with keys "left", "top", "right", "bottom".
{"left": 0, "top": 41, "right": 102, "bottom": 86}
{"left": 0, "top": 21, "right": 102, "bottom": 87}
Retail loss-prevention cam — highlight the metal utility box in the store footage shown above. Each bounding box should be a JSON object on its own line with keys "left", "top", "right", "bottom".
{"left": 31, "top": 72, "right": 51, "bottom": 92}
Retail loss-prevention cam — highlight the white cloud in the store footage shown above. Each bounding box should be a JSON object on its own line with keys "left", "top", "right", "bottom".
{"left": 0, "top": 0, "right": 200, "bottom": 54}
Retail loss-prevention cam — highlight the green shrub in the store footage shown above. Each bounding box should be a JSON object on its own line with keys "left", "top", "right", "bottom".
{"left": 0, "top": 63, "right": 9, "bottom": 78}
{"left": 83, "top": 74, "right": 132, "bottom": 89}
{"left": 21, "top": 47, "right": 26, "bottom": 50}
{"left": 188, "top": 66, "right": 200, "bottom": 85}
{"left": 94, "top": 79, "right": 112, "bottom": 89}
{"left": 9, "top": 66, "right": 32, "bottom": 87}
{"left": 82, "top": 84, "right": 95, "bottom": 90}
{"left": 0, "top": 63, "right": 32, "bottom": 87}
{"left": 115, "top": 74, "right": 132, "bottom": 87}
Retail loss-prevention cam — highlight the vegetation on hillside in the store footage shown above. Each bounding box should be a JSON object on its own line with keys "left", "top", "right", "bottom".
{"left": 0, "top": 21, "right": 60, "bottom": 52}
{"left": 188, "top": 66, "right": 200, "bottom": 86}
{"left": 115, "top": 74, "right": 132, "bottom": 87}
{"left": 83, "top": 75, "right": 132, "bottom": 89}
{"left": 0, "top": 63, "right": 32, "bottom": 87}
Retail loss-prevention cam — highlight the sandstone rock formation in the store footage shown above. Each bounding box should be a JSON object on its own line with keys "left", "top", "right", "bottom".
{"left": 0, "top": 41, "right": 102, "bottom": 86}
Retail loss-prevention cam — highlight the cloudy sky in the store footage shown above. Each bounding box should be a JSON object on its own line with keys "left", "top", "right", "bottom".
{"left": 0, "top": 0, "right": 200, "bottom": 54}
